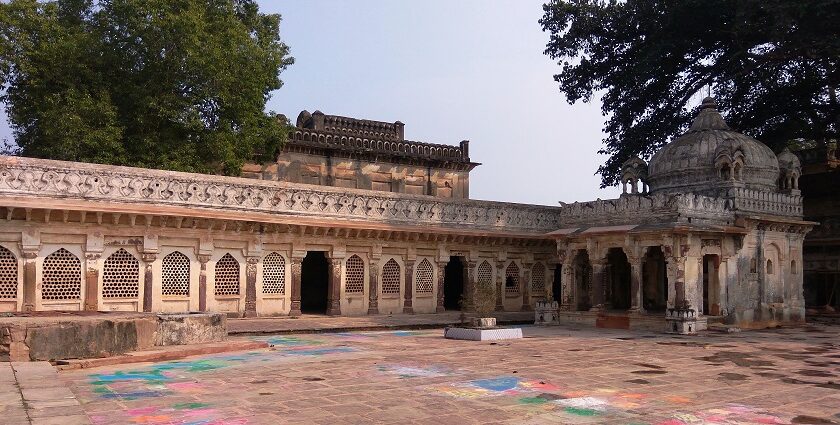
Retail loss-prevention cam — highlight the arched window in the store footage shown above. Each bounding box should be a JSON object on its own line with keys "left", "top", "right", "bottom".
{"left": 215, "top": 253, "right": 240, "bottom": 296}
{"left": 766, "top": 259, "right": 774, "bottom": 275}
{"left": 531, "top": 263, "right": 546, "bottom": 294}
{"left": 345, "top": 255, "right": 365, "bottom": 294}
{"left": 505, "top": 262, "right": 520, "bottom": 294}
{"left": 162, "top": 251, "right": 190, "bottom": 296}
{"left": 262, "top": 252, "right": 285, "bottom": 295}
{"left": 42, "top": 248, "right": 81, "bottom": 300}
{"left": 749, "top": 258, "right": 757, "bottom": 274}
{"left": 415, "top": 259, "right": 434, "bottom": 294}
{"left": 0, "top": 245, "right": 18, "bottom": 299}
{"left": 381, "top": 258, "right": 401, "bottom": 295}
{"left": 477, "top": 261, "right": 493, "bottom": 288}
{"left": 102, "top": 249, "right": 139, "bottom": 299}
{"left": 791, "top": 260, "right": 797, "bottom": 275}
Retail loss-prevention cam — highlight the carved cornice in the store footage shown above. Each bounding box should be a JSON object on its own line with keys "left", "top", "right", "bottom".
{"left": 0, "top": 156, "right": 558, "bottom": 234}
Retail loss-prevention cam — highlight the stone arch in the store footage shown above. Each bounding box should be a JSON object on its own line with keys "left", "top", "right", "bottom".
{"left": 42, "top": 248, "right": 81, "bottom": 300}
{"left": 102, "top": 248, "right": 140, "bottom": 299}
{"left": 262, "top": 252, "right": 286, "bottom": 295}
{"left": 0, "top": 245, "right": 18, "bottom": 300}
{"left": 530, "top": 262, "right": 546, "bottom": 296}
{"left": 162, "top": 251, "right": 190, "bottom": 296}
{"left": 381, "top": 258, "right": 401, "bottom": 295}
{"left": 476, "top": 260, "right": 493, "bottom": 289}
{"left": 345, "top": 255, "right": 365, "bottom": 294}
{"left": 505, "top": 262, "right": 520, "bottom": 294}
{"left": 415, "top": 258, "right": 434, "bottom": 294}
{"left": 214, "top": 253, "right": 241, "bottom": 296}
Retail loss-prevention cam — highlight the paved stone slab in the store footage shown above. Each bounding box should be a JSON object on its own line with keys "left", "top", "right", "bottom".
{"left": 9, "top": 361, "right": 89, "bottom": 425}
{"left": 228, "top": 311, "right": 533, "bottom": 335}
{"left": 60, "top": 324, "right": 840, "bottom": 424}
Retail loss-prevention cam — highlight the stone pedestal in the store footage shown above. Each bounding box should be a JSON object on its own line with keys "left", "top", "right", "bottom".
{"left": 665, "top": 300, "right": 698, "bottom": 335}
{"left": 534, "top": 300, "right": 559, "bottom": 325}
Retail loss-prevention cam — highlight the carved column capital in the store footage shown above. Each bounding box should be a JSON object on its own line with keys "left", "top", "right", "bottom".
{"left": 197, "top": 254, "right": 212, "bottom": 264}
{"left": 141, "top": 253, "right": 158, "bottom": 263}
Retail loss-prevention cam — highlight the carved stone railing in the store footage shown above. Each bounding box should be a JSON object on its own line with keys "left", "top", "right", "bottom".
{"left": 727, "top": 187, "right": 803, "bottom": 218}
{"left": 0, "top": 156, "right": 555, "bottom": 233}
{"left": 557, "top": 193, "right": 685, "bottom": 226}
{"left": 289, "top": 129, "right": 470, "bottom": 162}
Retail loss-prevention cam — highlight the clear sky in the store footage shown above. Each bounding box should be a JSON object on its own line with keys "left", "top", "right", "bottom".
{"left": 0, "top": 0, "right": 622, "bottom": 205}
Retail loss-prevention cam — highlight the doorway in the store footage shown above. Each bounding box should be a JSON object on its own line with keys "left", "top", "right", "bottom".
{"left": 444, "top": 256, "right": 465, "bottom": 310}
{"left": 606, "top": 248, "right": 631, "bottom": 310}
{"left": 643, "top": 247, "right": 668, "bottom": 312}
{"left": 301, "top": 251, "right": 329, "bottom": 314}
{"left": 552, "top": 265, "right": 562, "bottom": 303}
{"left": 703, "top": 254, "right": 720, "bottom": 315}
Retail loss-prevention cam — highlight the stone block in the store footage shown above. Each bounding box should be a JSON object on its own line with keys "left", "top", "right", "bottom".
{"left": 443, "top": 327, "right": 522, "bottom": 341}
{"left": 154, "top": 313, "right": 226, "bottom": 346}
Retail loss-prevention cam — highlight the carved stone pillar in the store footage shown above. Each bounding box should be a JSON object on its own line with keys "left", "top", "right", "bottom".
{"left": 628, "top": 254, "right": 644, "bottom": 313}
{"left": 590, "top": 259, "right": 607, "bottom": 311}
{"left": 495, "top": 261, "right": 505, "bottom": 312}
{"left": 367, "top": 260, "right": 380, "bottom": 315}
{"left": 666, "top": 256, "right": 686, "bottom": 309}
{"left": 520, "top": 263, "right": 533, "bottom": 311}
{"left": 141, "top": 253, "right": 156, "bottom": 312}
{"left": 403, "top": 259, "right": 415, "bottom": 314}
{"left": 463, "top": 261, "right": 476, "bottom": 311}
{"left": 327, "top": 255, "right": 342, "bottom": 316}
{"left": 289, "top": 256, "right": 303, "bottom": 317}
{"left": 244, "top": 256, "right": 259, "bottom": 317}
{"left": 21, "top": 250, "right": 38, "bottom": 312}
{"left": 84, "top": 252, "right": 101, "bottom": 311}
{"left": 435, "top": 261, "right": 446, "bottom": 313}
{"left": 560, "top": 260, "right": 574, "bottom": 311}
{"left": 197, "top": 254, "right": 211, "bottom": 312}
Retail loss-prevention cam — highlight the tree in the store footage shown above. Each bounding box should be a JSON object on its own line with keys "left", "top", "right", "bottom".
{"left": 0, "top": 0, "right": 293, "bottom": 175}
{"left": 540, "top": 0, "right": 840, "bottom": 187}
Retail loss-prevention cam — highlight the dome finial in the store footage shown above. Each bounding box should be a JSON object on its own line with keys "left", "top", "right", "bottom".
{"left": 689, "top": 96, "right": 729, "bottom": 131}
{"left": 701, "top": 97, "right": 718, "bottom": 110}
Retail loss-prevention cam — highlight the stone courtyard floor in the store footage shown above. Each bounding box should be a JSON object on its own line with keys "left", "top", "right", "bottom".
{"left": 56, "top": 324, "right": 840, "bottom": 425}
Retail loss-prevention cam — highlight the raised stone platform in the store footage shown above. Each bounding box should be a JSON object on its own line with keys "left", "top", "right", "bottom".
{"left": 552, "top": 310, "right": 709, "bottom": 332}
{"left": 0, "top": 311, "right": 226, "bottom": 362}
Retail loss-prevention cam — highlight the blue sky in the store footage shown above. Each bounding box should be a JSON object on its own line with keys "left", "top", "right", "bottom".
{"left": 0, "top": 0, "right": 622, "bottom": 205}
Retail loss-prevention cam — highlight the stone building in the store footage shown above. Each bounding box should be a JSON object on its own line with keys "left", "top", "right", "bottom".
{"left": 0, "top": 98, "right": 812, "bottom": 330}
{"left": 794, "top": 142, "right": 840, "bottom": 312}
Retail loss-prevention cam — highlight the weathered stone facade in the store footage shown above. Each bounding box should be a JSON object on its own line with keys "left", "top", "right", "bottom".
{"left": 0, "top": 98, "right": 812, "bottom": 331}
{"left": 242, "top": 111, "right": 476, "bottom": 198}
{"left": 794, "top": 142, "right": 840, "bottom": 312}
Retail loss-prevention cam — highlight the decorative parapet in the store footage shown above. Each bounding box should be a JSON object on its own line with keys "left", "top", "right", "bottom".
{"left": 557, "top": 193, "right": 682, "bottom": 226}
{"left": 0, "top": 156, "right": 557, "bottom": 233}
{"left": 727, "top": 187, "right": 803, "bottom": 218}
{"left": 288, "top": 129, "right": 472, "bottom": 163}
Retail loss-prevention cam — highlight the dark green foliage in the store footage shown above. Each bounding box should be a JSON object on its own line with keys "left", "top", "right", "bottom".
{"left": 541, "top": 0, "right": 840, "bottom": 187}
{"left": 0, "top": 0, "right": 293, "bottom": 175}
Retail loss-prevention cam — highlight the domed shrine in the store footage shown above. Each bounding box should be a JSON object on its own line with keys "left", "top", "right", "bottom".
{"left": 0, "top": 99, "right": 812, "bottom": 334}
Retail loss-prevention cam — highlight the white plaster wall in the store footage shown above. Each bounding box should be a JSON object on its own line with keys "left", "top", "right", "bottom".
{"left": 154, "top": 246, "right": 200, "bottom": 313}
{"left": 37, "top": 244, "right": 85, "bottom": 311}
{"left": 340, "top": 253, "right": 369, "bottom": 316}
{"left": 0, "top": 240, "right": 23, "bottom": 312}
{"left": 257, "top": 250, "right": 291, "bottom": 316}
{"left": 412, "top": 257, "right": 437, "bottom": 314}
{"left": 208, "top": 249, "right": 246, "bottom": 315}
{"left": 98, "top": 245, "right": 143, "bottom": 312}
{"left": 378, "top": 256, "right": 404, "bottom": 315}
{"left": 502, "top": 260, "right": 523, "bottom": 312}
